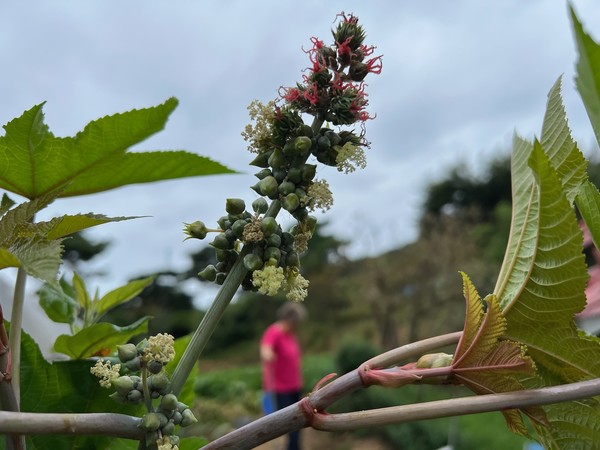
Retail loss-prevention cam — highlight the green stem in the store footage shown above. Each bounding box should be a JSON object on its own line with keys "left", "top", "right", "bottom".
{"left": 9, "top": 267, "right": 27, "bottom": 404}
{"left": 141, "top": 367, "right": 153, "bottom": 413}
{"left": 171, "top": 116, "right": 324, "bottom": 396}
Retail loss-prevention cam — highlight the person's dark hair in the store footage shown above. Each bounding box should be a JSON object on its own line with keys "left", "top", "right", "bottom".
{"left": 276, "top": 302, "right": 307, "bottom": 323}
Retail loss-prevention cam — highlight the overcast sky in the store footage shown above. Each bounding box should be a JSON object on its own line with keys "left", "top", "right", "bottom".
{"left": 1, "top": 1, "right": 600, "bottom": 303}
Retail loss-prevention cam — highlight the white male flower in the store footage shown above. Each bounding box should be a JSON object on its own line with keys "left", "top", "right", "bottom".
{"left": 142, "top": 333, "right": 175, "bottom": 364}
{"left": 252, "top": 265, "right": 285, "bottom": 296}
{"left": 90, "top": 359, "right": 121, "bottom": 389}
{"left": 335, "top": 142, "right": 367, "bottom": 173}
{"left": 306, "top": 179, "right": 334, "bottom": 213}
{"left": 284, "top": 269, "right": 310, "bottom": 302}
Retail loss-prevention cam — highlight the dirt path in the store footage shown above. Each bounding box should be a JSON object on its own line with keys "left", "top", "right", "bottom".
{"left": 254, "top": 428, "right": 389, "bottom": 450}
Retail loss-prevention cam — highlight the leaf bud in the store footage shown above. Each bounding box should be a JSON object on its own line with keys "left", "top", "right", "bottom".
{"left": 117, "top": 343, "right": 138, "bottom": 363}
{"left": 243, "top": 253, "right": 263, "bottom": 271}
{"left": 252, "top": 197, "right": 269, "bottom": 214}
{"left": 416, "top": 352, "right": 453, "bottom": 369}
{"left": 225, "top": 198, "right": 246, "bottom": 215}
{"left": 198, "top": 265, "right": 217, "bottom": 282}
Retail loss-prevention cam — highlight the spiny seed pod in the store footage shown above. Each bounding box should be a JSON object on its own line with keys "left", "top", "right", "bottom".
{"left": 254, "top": 168, "right": 272, "bottom": 180}
{"left": 184, "top": 221, "right": 208, "bottom": 240}
{"left": 282, "top": 193, "right": 300, "bottom": 212}
{"left": 147, "top": 360, "right": 164, "bottom": 374}
{"left": 266, "top": 234, "right": 282, "bottom": 248}
{"left": 249, "top": 151, "right": 271, "bottom": 168}
{"left": 261, "top": 217, "right": 278, "bottom": 237}
{"left": 226, "top": 198, "right": 245, "bottom": 215}
{"left": 117, "top": 343, "right": 138, "bottom": 363}
{"left": 278, "top": 181, "right": 296, "bottom": 196}
{"left": 268, "top": 148, "right": 286, "bottom": 169}
{"left": 181, "top": 409, "right": 198, "bottom": 427}
{"left": 112, "top": 376, "right": 135, "bottom": 396}
{"left": 160, "top": 393, "right": 179, "bottom": 412}
{"left": 295, "top": 136, "right": 312, "bottom": 153}
{"left": 232, "top": 219, "right": 248, "bottom": 238}
{"left": 243, "top": 254, "right": 263, "bottom": 271}
{"left": 253, "top": 176, "right": 278, "bottom": 198}
{"left": 301, "top": 164, "right": 317, "bottom": 182}
{"left": 210, "top": 233, "right": 231, "bottom": 250}
{"left": 264, "top": 247, "right": 281, "bottom": 263}
{"left": 252, "top": 197, "right": 269, "bottom": 214}
{"left": 198, "top": 265, "right": 217, "bottom": 281}
{"left": 141, "top": 412, "right": 162, "bottom": 432}
{"left": 286, "top": 167, "right": 302, "bottom": 184}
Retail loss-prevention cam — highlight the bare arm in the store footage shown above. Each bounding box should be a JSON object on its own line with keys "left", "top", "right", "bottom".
{"left": 260, "top": 344, "right": 275, "bottom": 362}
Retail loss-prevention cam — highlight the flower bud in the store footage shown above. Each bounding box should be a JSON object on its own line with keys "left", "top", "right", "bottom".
{"left": 252, "top": 198, "right": 269, "bottom": 214}
{"left": 215, "top": 272, "right": 227, "bottom": 285}
{"left": 181, "top": 408, "right": 198, "bottom": 427}
{"left": 249, "top": 151, "right": 271, "bottom": 168}
{"left": 416, "top": 352, "right": 453, "bottom": 369}
{"left": 266, "top": 234, "right": 281, "bottom": 248}
{"left": 198, "top": 265, "right": 217, "bottom": 282}
{"left": 226, "top": 198, "right": 246, "bottom": 215}
{"left": 183, "top": 221, "right": 208, "bottom": 240}
{"left": 261, "top": 217, "right": 278, "bottom": 237}
{"left": 264, "top": 247, "right": 281, "bottom": 263}
{"left": 254, "top": 168, "right": 272, "bottom": 180}
{"left": 299, "top": 124, "right": 314, "bottom": 138}
{"left": 292, "top": 207, "right": 308, "bottom": 222}
{"left": 112, "top": 376, "right": 135, "bottom": 396}
{"left": 161, "top": 421, "right": 175, "bottom": 436}
{"left": 306, "top": 215, "right": 318, "bottom": 234}
{"left": 317, "top": 136, "right": 331, "bottom": 151}
{"left": 286, "top": 167, "right": 302, "bottom": 184}
{"left": 282, "top": 193, "right": 300, "bottom": 212}
{"left": 301, "top": 164, "right": 317, "bottom": 182}
{"left": 160, "top": 393, "right": 179, "bottom": 412}
{"left": 149, "top": 371, "right": 170, "bottom": 391}
{"left": 254, "top": 176, "right": 278, "bottom": 198}
{"left": 210, "top": 233, "right": 231, "bottom": 250}
{"left": 109, "top": 392, "right": 127, "bottom": 404}
{"left": 232, "top": 219, "right": 248, "bottom": 238}
{"left": 243, "top": 254, "right": 263, "bottom": 271}
{"left": 127, "top": 389, "right": 143, "bottom": 404}
{"left": 268, "top": 148, "right": 286, "bottom": 169}
{"left": 278, "top": 181, "right": 296, "bottom": 196}
{"left": 216, "top": 215, "right": 231, "bottom": 230}
{"left": 125, "top": 357, "right": 142, "bottom": 372}
{"left": 171, "top": 411, "right": 183, "bottom": 425}
{"left": 286, "top": 251, "right": 300, "bottom": 268}
{"left": 117, "top": 343, "right": 138, "bottom": 363}
{"left": 295, "top": 136, "right": 312, "bottom": 154}
{"left": 141, "top": 412, "right": 162, "bottom": 431}
{"left": 147, "top": 360, "right": 164, "bottom": 374}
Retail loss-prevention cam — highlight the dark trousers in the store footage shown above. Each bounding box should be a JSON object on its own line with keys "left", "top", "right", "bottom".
{"left": 276, "top": 391, "right": 301, "bottom": 450}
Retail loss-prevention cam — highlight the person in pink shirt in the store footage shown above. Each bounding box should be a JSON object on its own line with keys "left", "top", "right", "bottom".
{"left": 260, "top": 302, "right": 307, "bottom": 450}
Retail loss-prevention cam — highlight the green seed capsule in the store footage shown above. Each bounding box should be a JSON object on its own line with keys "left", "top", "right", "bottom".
{"left": 282, "top": 193, "right": 300, "bottom": 212}
{"left": 226, "top": 198, "right": 246, "bottom": 215}
{"left": 261, "top": 217, "right": 278, "bottom": 237}
{"left": 252, "top": 197, "right": 269, "bottom": 214}
{"left": 210, "top": 233, "right": 231, "bottom": 250}
{"left": 256, "top": 176, "right": 278, "bottom": 198}
{"left": 243, "top": 253, "right": 263, "bottom": 271}
{"left": 249, "top": 151, "right": 271, "bottom": 168}
{"left": 301, "top": 164, "right": 317, "bottom": 182}
{"left": 295, "top": 136, "right": 312, "bottom": 153}
{"left": 278, "top": 181, "right": 296, "bottom": 196}
{"left": 268, "top": 148, "right": 286, "bottom": 169}
{"left": 198, "top": 265, "right": 217, "bottom": 281}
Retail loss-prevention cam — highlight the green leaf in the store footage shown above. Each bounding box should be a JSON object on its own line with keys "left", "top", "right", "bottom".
{"left": 179, "top": 437, "right": 209, "bottom": 449}
{"left": 72, "top": 271, "right": 91, "bottom": 311}
{"left": 0, "top": 98, "right": 235, "bottom": 200}
{"left": 540, "top": 77, "right": 587, "bottom": 203}
{"left": 38, "top": 282, "right": 79, "bottom": 324}
{"left": 0, "top": 194, "right": 15, "bottom": 216}
{"left": 1, "top": 237, "right": 63, "bottom": 283}
{"left": 576, "top": 180, "right": 600, "bottom": 249}
{"left": 94, "top": 276, "right": 154, "bottom": 319}
{"left": 571, "top": 5, "right": 600, "bottom": 147}
{"left": 34, "top": 213, "right": 140, "bottom": 241}
{"left": 15, "top": 325, "right": 142, "bottom": 449}
{"left": 54, "top": 316, "right": 150, "bottom": 359}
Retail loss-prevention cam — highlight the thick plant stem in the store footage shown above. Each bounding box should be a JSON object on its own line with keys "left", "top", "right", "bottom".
{"left": 170, "top": 201, "right": 281, "bottom": 395}
{"left": 8, "top": 267, "right": 27, "bottom": 404}
{"left": 171, "top": 116, "right": 324, "bottom": 396}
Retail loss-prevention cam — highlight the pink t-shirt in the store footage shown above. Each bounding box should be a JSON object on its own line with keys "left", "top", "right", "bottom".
{"left": 261, "top": 323, "right": 302, "bottom": 393}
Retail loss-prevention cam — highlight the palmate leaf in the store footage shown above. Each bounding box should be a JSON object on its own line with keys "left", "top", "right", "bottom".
{"left": 53, "top": 316, "right": 150, "bottom": 359}
{"left": 0, "top": 237, "right": 63, "bottom": 283}
{"left": 0, "top": 98, "right": 235, "bottom": 200}
{"left": 453, "top": 273, "right": 539, "bottom": 436}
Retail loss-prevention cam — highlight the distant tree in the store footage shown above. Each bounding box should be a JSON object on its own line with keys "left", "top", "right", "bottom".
{"left": 62, "top": 231, "right": 110, "bottom": 265}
